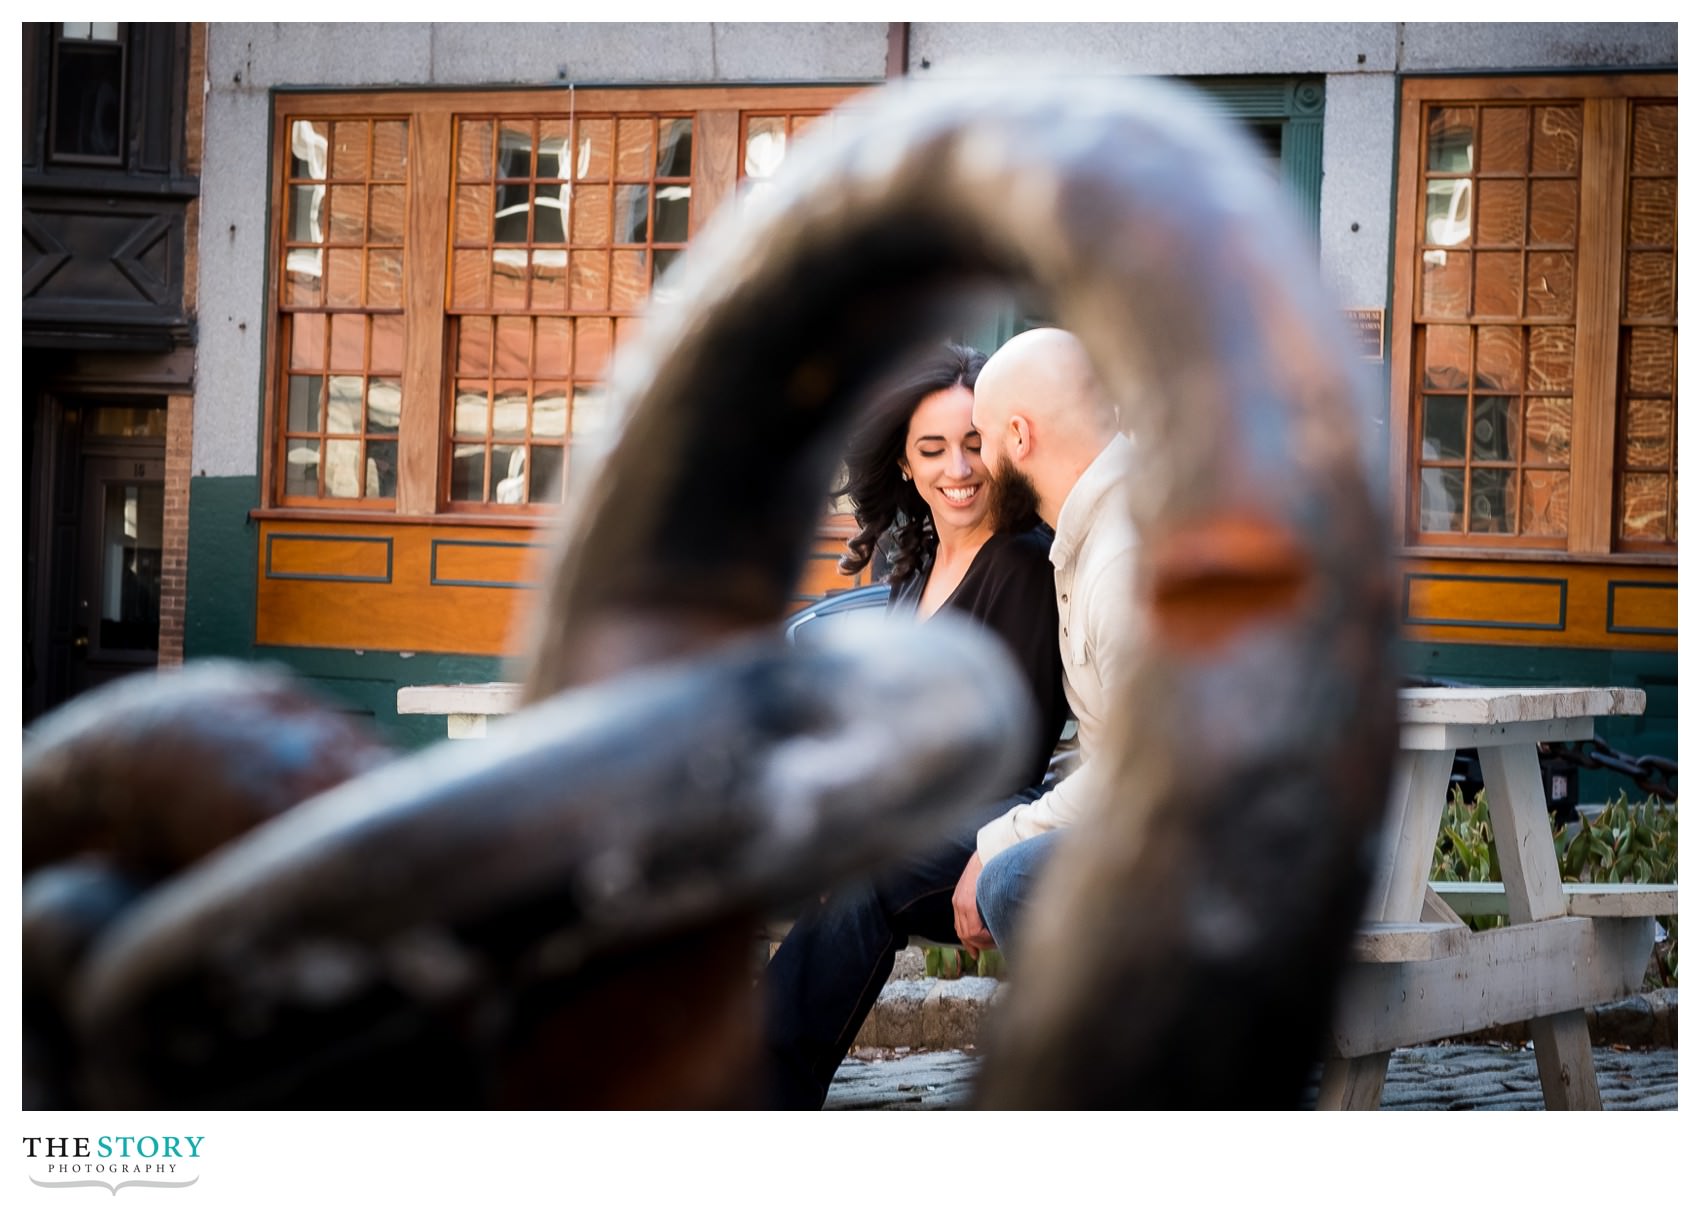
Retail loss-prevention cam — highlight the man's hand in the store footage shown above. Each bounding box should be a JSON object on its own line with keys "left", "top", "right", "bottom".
{"left": 952, "top": 852, "right": 995, "bottom": 958}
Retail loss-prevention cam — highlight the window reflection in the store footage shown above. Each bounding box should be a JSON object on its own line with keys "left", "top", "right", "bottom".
{"left": 492, "top": 445, "right": 526, "bottom": 504}
{"left": 1472, "top": 396, "right": 1512, "bottom": 461}
{"left": 451, "top": 445, "right": 487, "bottom": 502}
{"left": 366, "top": 444, "right": 397, "bottom": 499}
{"left": 494, "top": 181, "right": 533, "bottom": 243}
{"left": 286, "top": 121, "right": 329, "bottom": 281}
{"left": 1469, "top": 469, "right": 1513, "bottom": 533}
{"left": 366, "top": 378, "right": 401, "bottom": 435}
{"left": 529, "top": 444, "right": 565, "bottom": 503}
{"left": 1425, "top": 179, "right": 1472, "bottom": 246}
{"left": 498, "top": 122, "right": 533, "bottom": 178}
{"left": 442, "top": 109, "right": 702, "bottom": 506}
{"left": 744, "top": 117, "right": 787, "bottom": 178}
{"left": 656, "top": 118, "right": 692, "bottom": 176}
{"left": 1427, "top": 108, "right": 1474, "bottom": 174}
{"left": 1419, "top": 456, "right": 1463, "bottom": 532}
{"left": 98, "top": 482, "right": 162, "bottom": 652}
{"left": 323, "top": 439, "right": 362, "bottom": 498}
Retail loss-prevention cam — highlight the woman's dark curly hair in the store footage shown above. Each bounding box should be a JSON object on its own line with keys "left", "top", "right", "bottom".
{"left": 836, "top": 342, "right": 987, "bottom": 583}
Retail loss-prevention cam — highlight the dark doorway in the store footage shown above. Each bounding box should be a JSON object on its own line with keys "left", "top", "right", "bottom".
{"left": 73, "top": 451, "right": 165, "bottom": 695}
{"left": 25, "top": 394, "right": 167, "bottom": 722}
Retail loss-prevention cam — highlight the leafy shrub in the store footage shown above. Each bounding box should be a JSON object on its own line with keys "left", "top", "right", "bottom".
{"left": 1430, "top": 789, "right": 1676, "bottom": 986}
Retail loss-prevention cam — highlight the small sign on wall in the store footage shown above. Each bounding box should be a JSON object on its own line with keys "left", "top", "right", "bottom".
{"left": 1344, "top": 308, "right": 1385, "bottom": 361}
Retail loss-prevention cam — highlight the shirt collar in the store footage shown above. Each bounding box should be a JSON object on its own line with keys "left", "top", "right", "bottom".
{"left": 1049, "top": 433, "right": 1132, "bottom": 572}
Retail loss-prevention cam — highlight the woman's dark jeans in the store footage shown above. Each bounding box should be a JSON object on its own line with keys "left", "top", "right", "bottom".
{"left": 976, "top": 828, "right": 1063, "bottom": 962}
{"left": 759, "top": 787, "right": 1041, "bottom": 1109}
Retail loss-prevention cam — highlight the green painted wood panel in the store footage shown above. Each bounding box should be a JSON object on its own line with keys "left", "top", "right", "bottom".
{"left": 187, "top": 473, "right": 507, "bottom": 750}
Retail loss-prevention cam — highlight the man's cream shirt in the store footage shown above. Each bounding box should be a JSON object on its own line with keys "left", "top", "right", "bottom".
{"left": 976, "top": 432, "right": 1141, "bottom": 862}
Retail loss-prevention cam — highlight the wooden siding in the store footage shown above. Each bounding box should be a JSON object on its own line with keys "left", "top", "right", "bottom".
{"left": 1401, "top": 556, "right": 1674, "bottom": 651}
{"left": 254, "top": 512, "right": 871, "bottom": 654}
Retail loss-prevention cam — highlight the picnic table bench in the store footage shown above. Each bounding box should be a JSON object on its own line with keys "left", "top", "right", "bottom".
{"left": 397, "top": 682, "right": 521, "bottom": 739}
{"left": 1321, "top": 685, "right": 1675, "bottom": 1111}
{"left": 400, "top": 681, "right": 1675, "bottom": 1109}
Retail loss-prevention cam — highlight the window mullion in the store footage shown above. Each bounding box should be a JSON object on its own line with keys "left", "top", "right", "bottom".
{"left": 397, "top": 107, "right": 451, "bottom": 515}
{"left": 691, "top": 109, "right": 739, "bottom": 237}
{"left": 1568, "top": 96, "right": 1629, "bottom": 555}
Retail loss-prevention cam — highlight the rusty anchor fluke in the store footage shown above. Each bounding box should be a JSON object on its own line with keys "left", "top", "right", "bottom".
{"left": 22, "top": 72, "right": 1396, "bottom": 1109}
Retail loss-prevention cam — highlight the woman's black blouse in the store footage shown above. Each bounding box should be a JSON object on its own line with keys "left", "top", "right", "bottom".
{"left": 889, "top": 527, "right": 1068, "bottom": 791}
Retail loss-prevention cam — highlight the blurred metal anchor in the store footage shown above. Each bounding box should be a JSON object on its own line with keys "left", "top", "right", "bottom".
{"left": 23, "top": 72, "right": 1396, "bottom": 1109}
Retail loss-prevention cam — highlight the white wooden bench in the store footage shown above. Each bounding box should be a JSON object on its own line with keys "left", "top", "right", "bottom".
{"left": 1430, "top": 880, "right": 1678, "bottom": 920}
{"left": 396, "top": 682, "right": 521, "bottom": 739}
{"left": 1321, "top": 686, "right": 1675, "bottom": 1111}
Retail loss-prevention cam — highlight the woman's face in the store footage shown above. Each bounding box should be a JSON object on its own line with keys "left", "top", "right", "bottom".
{"left": 900, "top": 385, "right": 990, "bottom": 535}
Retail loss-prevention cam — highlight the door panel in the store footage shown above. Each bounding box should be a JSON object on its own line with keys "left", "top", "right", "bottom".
{"left": 69, "top": 453, "right": 165, "bottom": 697}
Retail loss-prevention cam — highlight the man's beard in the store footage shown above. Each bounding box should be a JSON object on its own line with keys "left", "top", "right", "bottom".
{"left": 985, "top": 459, "right": 1041, "bottom": 533}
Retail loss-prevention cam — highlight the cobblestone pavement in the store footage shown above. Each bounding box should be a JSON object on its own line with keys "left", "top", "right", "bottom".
{"left": 824, "top": 1044, "right": 1678, "bottom": 1110}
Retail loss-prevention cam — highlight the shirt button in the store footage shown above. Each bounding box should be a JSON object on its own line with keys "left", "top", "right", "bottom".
{"left": 1061, "top": 593, "right": 1069, "bottom": 602}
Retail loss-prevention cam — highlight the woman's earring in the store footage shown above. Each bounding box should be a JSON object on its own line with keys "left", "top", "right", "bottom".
{"left": 900, "top": 471, "right": 911, "bottom": 481}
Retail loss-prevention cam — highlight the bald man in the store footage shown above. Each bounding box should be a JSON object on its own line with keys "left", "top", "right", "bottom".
{"left": 760, "top": 329, "right": 1135, "bottom": 1109}
{"left": 955, "top": 327, "right": 1141, "bottom": 958}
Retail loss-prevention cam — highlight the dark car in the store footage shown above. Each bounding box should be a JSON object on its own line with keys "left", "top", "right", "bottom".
{"left": 782, "top": 583, "right": 894, "bottom": 648}
{"left": 782, "top": 584, "right": 1079, "bottom": 784}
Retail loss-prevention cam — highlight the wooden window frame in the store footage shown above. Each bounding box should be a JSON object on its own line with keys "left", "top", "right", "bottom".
{"left": 438, "top": 111, "right": 696, "bottom": 515}
{"left": 1614, "top": 97, "right": 1678, "bottom": 553}
{"left": 1389, "top": 73, "right": 1676, "bottom": 562}
{"left": 274, "top": 115, "right": 411, "bottom": 510}
{"left": 48, "top": 22, "right": 127, "bottom": 167}
{"left": 260, "top": 85, "right": 862, "bottom": 525}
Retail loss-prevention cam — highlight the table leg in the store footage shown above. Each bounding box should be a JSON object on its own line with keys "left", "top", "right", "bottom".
{"left": 1367, "top": 749, "right": 1456, "bottom": 922}
{"left": 1531, "top": 1011, "right": 1604, "bottom": 1111}
{"left": 1479, "top": 743, "right": 1603, "bottom": 1111}
{"left": 1315, "top": 1055, "right": 1390, "bottom": 1110}
{"left": 1320, "top": 749, "right": 1454, "bottom": 1111}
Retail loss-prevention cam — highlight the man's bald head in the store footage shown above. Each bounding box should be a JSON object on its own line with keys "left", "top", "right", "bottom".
{"left": 971, "top": 328, "right": 1119, "bottom": 527}
{"left": 973, "top": 328, "right": 1116, "bottom": 447}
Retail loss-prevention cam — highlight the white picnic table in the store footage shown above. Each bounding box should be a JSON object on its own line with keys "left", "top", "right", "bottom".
{"left": 1321, "top": 685, "right": 1675, "bottom": 1111}
{"left": 399, "top": 681, "right": 1675, "bottom": 1109}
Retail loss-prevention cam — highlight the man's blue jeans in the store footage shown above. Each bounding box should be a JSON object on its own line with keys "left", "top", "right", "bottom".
{"left": 976, "top": 828, "right": 1063, "bottom": 963}
{"left": 759, "top": 786, "right": 1042, "bottom": 1110}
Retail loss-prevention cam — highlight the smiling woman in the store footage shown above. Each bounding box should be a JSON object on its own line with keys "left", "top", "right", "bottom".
{"left": 760, "top": 342, "right": 1069, "bottom": 1107}
{"left": 900, "top": 385, "right": 991, "bottom": 616}
{"left": 837, "top": 345, "right": 991, "bottom": 584}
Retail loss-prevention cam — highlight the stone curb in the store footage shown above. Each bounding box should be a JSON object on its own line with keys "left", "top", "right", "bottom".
{"left": 852, "top": 976, "right": 1004, "bottom": 1049}
{"left": 855, "top": 977, "right": 1676, "bottom": 1052}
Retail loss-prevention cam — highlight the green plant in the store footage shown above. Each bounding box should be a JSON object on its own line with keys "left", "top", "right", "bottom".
{"left": 1429, "top": 789, "right": 1677, "bottom": 986}
{"left": 1561, "top": 793, "right": 1677, "bottom": 986}
{"left": 1429, "top": 787, "right": 1504, "bottom": 929}
{"left": 923, "top": 945, "right": 1004, "bottom": 980}
{"left": 1557, "top": 792, "right": 1677, "bottom": 884}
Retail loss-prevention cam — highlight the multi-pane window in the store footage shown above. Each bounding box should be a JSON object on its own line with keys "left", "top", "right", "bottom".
{"left": 1414, "top": 102, "right": 1581, "bottom": 544}
{"left": 445, "top": 114, "right": 692, "bottom": 507}
{"left": 1617, "top": 100, "right": 1677, "bottom": 549}
{"left": 741, "top": 111, "right": 834, "bottom": 206}
{"left": 266, "top": 88, "right": 862, "bottom": 519}
{"left": 1395, "top": 77, "right": 1676, "bottom": 558}
{"left": 278, "top": 117, "right": 409, "bottom": 503}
